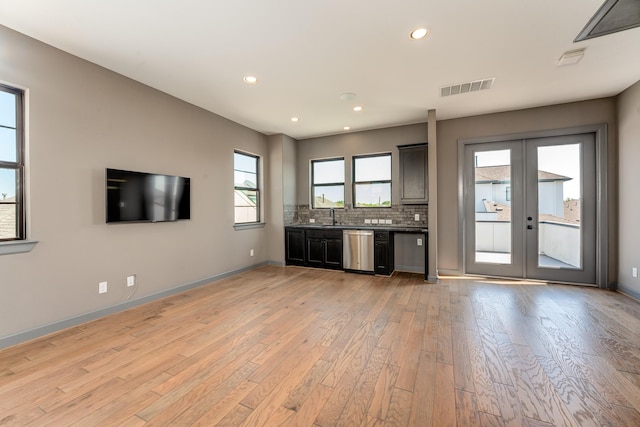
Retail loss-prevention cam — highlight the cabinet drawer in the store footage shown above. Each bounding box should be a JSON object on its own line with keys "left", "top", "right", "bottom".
{"left": 374, "top": 231, "right": 389, "bottom": 241}
{"left": 305, "top": 229, "right": 342, "bottom": 239}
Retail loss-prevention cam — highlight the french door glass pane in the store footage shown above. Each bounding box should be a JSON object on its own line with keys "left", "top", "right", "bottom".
{"left": 474, "top": 149, "right": 511, "bottom": 264}
{"left": 536, "top": 144, "right": 582, "bottom": 269}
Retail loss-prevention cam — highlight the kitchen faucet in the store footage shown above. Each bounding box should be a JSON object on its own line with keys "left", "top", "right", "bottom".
{"left": 330, "top": 208, "right": 336, "bottom": 226}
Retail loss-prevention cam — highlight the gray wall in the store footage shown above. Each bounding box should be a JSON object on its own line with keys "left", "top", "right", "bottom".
{"left": 617, "top": 80, "right": 640, "bottom": 297}
{"left": 266, "top": 134, "right": 297, "bottom": 265}
{"left": 435, "top": 98, "right": 618, "bottom": 283}
{"left": 0, "top": 25, "right": 269, "bottom": 342}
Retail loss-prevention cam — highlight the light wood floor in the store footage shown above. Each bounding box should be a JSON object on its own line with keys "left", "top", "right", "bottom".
{"left": 2, "top": 266, "right": 640, "bottom": 426}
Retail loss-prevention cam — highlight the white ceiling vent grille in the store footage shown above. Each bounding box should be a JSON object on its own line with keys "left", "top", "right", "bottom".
{"left": 441, "top": 78, "right": 495, "bottom": 97}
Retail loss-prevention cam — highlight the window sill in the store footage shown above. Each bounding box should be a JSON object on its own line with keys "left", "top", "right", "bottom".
{"left": 233, "top": 222, "right": 266, "bottom": 231}
{"left": 0, "top": 240, "right": 38, "bottom": 255}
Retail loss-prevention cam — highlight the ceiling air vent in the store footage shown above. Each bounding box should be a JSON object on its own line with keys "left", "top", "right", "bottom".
{"left": 441, "top": 78, "right": 495, "bottom": 97}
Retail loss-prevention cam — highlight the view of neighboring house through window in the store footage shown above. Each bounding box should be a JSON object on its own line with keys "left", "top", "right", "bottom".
{"left": 353, "top": 153, "right": 391, "bottom": 207}
{"left": 311, "top": 158, "right": 344, "bottom": 208}
{"left": 234, "top": 150, "right": 259, "bottom": 224}
{"left": 0, "top": 85, "right": 24, "bottom": 240}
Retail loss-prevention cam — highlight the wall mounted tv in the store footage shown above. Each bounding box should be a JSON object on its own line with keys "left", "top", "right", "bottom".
{"left": 106, "top": 168, "right": 191, "bottom": 223}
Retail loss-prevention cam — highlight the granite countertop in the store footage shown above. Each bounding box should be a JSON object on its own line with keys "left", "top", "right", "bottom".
{"left": 286, "top": 224, "right": 428, "bottom": 233}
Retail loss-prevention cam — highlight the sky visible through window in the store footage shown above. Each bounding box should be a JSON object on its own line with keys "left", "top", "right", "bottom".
{"left": 234, "top": 152, "right": 257, "bottom": 188}
{"left": 313, "top": 159, "right": 344, "bottom": 206}
{"left": 354, "top": 155, "right": 391, "bottom": 206}
{"left": 0, "top": 90, "right": 17, "bottom": 199}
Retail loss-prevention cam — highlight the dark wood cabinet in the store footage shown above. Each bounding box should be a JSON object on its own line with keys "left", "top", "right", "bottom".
{"left": 285, "top": 227, "right": 306, "bottom": 266}
{"left": 398, "top": 143, "right": 428, "bottom": 204}
{"left": 286, "top": 227, "right": 342, "bottom": 270}
{"left": 324, "top": 238, "right": 343, "bottom": 268}
{"left": 374, "top": 231, "right": 394, "bottom": 275}
{"left": 305, "top": 229, "right": 343, "bottom": 270}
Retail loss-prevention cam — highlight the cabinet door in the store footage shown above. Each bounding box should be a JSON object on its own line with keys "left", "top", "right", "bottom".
{"left": 375, "top": 241, "right": 389, "bottom": 275}
{"left": 285, "top": 228, "right": 305, "bottom": 265}
{"left": 324, "top": 238, "right": 343, "bottom": 269}
{"left": 399, "top": 144, "right": 428, "bottom": 204}
{"left": 306, "top": 238, "right": 325, "bottom": 267}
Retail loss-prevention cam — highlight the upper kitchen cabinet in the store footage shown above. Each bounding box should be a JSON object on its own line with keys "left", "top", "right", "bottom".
{"left": 398, "top": 143, "right": 428, "bottom": 204}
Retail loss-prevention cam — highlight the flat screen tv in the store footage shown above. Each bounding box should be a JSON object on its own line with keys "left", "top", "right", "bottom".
{"left": 106, "top": 168, "right": 191, "bottom": 223}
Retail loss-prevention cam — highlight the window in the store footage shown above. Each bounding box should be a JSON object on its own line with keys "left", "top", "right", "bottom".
{"left": 234, "top": 151, "right": 260, "bottom": 224}
{"left": 311, "top": 158, "right": 344, "bottom": 208}
{"left": 0, "top": 85, "right": 25, "bottom": 241}
{"left": 353, "top": 153, "right": 391, "bottom": 207}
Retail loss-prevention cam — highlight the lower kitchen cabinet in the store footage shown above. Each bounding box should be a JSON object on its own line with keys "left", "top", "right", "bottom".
{"left": 374, "top": 231, "right": 394, "bottom": 275}
{"left": 285, "top": 227, "right": 305, "bottom": 266}
{"left": 305, "top": 229, "right": 343, "bottom": 270}
{"left": 285, "top": 227, "right": 342, "bottom": 270}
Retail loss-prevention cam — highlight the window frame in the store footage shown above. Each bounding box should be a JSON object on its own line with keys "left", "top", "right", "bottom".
{"left": 0, "top": 84, "right": 25, "bottom": 241}
{"left": 311, "top": 157, "right": 345, "bottom": 209}
{"left": 352, "top": 152, "right": 392, "bottom": 208}
{"left": 233, "top": 150, "right": 260, "bottom": 225}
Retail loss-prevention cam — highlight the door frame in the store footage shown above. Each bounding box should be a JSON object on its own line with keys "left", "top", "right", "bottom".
{"left": 457, "top": 124, "right": 609, "bottom": 289}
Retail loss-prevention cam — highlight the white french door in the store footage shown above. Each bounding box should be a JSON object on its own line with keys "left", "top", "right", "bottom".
{"left": 464, "top": 133, "right": 597, "bottom": 285}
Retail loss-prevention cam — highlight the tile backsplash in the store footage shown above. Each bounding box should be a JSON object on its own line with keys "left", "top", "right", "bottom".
{"left": 285, "top": 204, "right": 428, "bottom": 227}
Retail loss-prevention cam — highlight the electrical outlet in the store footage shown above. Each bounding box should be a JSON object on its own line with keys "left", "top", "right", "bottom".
{"left": 371, "top": 219, "right": 379, "bottom": 224}
{"left": 99, "top": 281, "right": 108, "bottom": 294}
{"left": 364, "top": 219, "right": 371, "bottom": 224}
{"left": 309, "top": 218, "right": 315, "bottom": 223}
{"left": 250, "top": 249, "right": 254, "bottom": 257}
{"left": 633, "top": 267, "right": 638, "bottom": 278}
{"left": 385, "top": 219, "right": 392, "bottom": 224}
{"left": 417, "top": 238, "right": 423, "bottom": 246}
{"left": 414, "top": 214, "right": 420, "bottom": 221}
{"left": 127, "top": 275, "right": 136, "bottom": 287}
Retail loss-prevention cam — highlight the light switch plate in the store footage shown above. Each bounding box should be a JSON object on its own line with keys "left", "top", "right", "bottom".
{"left": 99, "top": 281, "right": 108, "bottom": 294}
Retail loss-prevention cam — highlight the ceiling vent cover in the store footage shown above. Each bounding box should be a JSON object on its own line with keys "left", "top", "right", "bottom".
{"left": 441, "top": 78, "right": 495, "bottom": 97}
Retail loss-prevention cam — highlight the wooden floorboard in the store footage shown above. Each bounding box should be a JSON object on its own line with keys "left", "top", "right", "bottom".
{"left": 1, "top": 266, "right": 640, "bottom": 426}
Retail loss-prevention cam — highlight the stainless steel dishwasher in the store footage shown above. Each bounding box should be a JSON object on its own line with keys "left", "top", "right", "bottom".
{"left": 343, "top": 229, "right": 374, "bottom": 272}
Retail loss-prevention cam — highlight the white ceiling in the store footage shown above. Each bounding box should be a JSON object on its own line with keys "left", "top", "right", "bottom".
{"left": 1, "top": 0, "right": 639, "bottom": 139}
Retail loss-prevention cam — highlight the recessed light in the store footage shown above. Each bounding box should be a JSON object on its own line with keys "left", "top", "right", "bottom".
{"left": 291, "top": 117, "right": 299, "bottom": 122}
{"left": 344, "top": 126, "right": 351, "bottom": 130}
{"left": 243, "top": 75, "right": 258, "bottom": 84}
{"left": 410, "top": 27, "right": 429, "bottom": 40}
{"left": 353, "top": 106, "right": 363, "bottom": 112}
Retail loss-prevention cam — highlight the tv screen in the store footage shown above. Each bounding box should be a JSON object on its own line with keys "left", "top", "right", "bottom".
{"left": 106, "top": 168, "right": 191, "bottom": 223}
